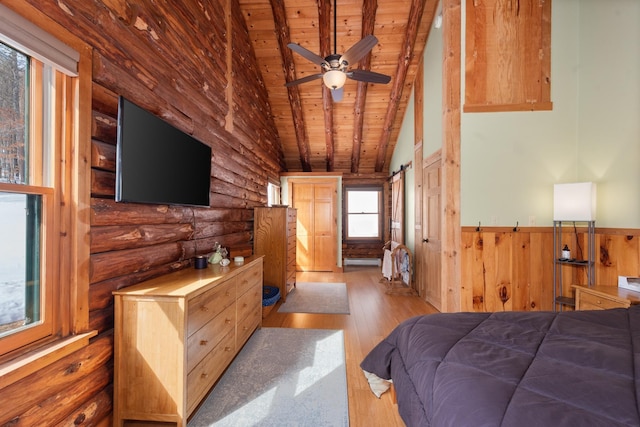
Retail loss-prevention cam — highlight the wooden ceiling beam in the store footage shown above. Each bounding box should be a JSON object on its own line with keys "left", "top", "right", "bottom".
{"left": 270, "top": 0, "right": 312, "bottom": 172}
{"left": 318, "top": 0, "right": 334, "bottom": 172}
{"left": 374, "top": 0, "right": 426, "bottom": 172}
{"left": 351, "top": 0, "right": 378, "bottom": 173}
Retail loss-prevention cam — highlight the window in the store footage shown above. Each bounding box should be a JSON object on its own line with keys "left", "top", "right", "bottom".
{"left": 0, "top": 43, "right": 62, "bottom": 355}
{"left": 345, "top": 186, "right": 383, "bottom": 240}
{"left": 267, "top": 181, "right": 281, "bottom": 206}
{"left": 0, "top": 3, "right": 92, "bottom": 368}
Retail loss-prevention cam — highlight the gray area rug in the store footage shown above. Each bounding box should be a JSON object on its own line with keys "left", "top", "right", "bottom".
{"left": 277, "top": 282, "right": 350, "bottom": 314}
{"left": 189, "top": 328, "right": 349, "bottom": 427}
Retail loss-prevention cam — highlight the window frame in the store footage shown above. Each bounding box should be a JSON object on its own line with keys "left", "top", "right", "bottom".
{"left": 0, "top": 2, "right": 94, "bottom": 387}
{"left": 344, "top": 185, "right": 384, "bottom": 242}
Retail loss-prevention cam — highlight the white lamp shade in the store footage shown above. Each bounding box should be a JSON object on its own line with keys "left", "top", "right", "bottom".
{"left": 553, "top": 182, "right": 596, "bottom": 221}
{"left": 323, "top": 70, "right": 347, "bottom": 89}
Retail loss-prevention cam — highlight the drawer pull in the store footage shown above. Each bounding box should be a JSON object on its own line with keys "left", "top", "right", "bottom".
{"left": 596, "top": 300, "right": 602, "bottom": 304}
{"left": 225, "top": 291, "right": 231, "bottom": 297}
{"left": 225, "top": 318, "right": 232, "bottom": 324}
{"left": 224, "top": 346, "right": 232, "bottom": 352}
{"left": 201, "top": 373, "right": 208, "bottom": 379}
{"left": 200, "top": 340, "right": 208, "bottom": 346}
{"left": 242, "top": 303, "right": 248, "bottom": 308}
{"left": 200, "top": 306, "right": 209, "bottom": 312}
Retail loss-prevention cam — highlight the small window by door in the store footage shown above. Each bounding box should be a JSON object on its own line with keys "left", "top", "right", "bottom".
{"left": 345, "top": 186, "right": 382, "bottom": 241}
{"left": 267, "top": 182, "right": 280, "bottom": 206}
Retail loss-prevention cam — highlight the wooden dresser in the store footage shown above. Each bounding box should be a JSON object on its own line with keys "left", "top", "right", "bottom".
{"left": 254, "top": 206, "right": 296, "bottom": 301}
{"left": 573, "top": 285, "right": 640, "bottom": 311}
{"left": 112, "top": 256, "right": 263, "bottom": 426}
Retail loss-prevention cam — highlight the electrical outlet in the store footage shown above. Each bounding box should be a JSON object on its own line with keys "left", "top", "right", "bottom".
{"left": 528, "top": 216, "right": 536, "bottom": 226}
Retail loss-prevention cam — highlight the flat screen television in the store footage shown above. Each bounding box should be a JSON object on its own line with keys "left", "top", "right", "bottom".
{"left": 116, "top": 97, "right": 211, "bottom": 207}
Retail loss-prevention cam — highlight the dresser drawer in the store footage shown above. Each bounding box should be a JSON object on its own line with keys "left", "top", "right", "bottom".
{"left": 237, "top": 305, "right": 261, "bottom": 348}
{"left": 578, "top": 291, "right": 630, "bottom": 310}
{"left": 187, "top": 302, "right": 236, "bottom": 372}
{"left": 236, "top": 262, "right": 262, "bottom": 296}
{"left": 237, "top": 283, "right": 261, "bottom": 321}
{"left": 288, "top": 236, "right": 296, "bottom": 253}
{"left": 187, "top": 279, "right": 235, "bottom": 336}
{"left": 187, "top": 329, "right": 236, "bottom": 416}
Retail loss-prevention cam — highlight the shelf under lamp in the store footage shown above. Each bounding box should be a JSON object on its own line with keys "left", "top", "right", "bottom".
{"left": 323, "top": 70, "right": 347, "bottom": 90}
{"left": 553, "top": 182, "right": 596, "bottom": 221}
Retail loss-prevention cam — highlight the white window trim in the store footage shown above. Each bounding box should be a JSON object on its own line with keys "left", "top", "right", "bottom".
{"left": 345, "top": 185, "right": 383, "bottom": 241}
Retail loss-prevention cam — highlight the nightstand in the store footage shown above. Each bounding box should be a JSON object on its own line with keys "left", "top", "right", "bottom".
{"left": 573, "top": 285, "right": 640, "bottom": 311}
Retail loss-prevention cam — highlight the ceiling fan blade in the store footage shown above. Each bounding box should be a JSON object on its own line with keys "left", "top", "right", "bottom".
{"left": 340, "top": 35, "right": 378, "bottom": 66}
{"left": 347, "top": 69, "right": 391, "bottom": 84}
{"left": 285, "top": 73, "right": 323, "bottom": 87}
{"left": 330, "top": 87, "right": 344, "bottom": 102}
{"left": 287, "top": 43, "right": 328, "bottom": 67}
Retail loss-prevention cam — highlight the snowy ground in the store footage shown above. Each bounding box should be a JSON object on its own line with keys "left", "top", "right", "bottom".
{"left": 1, "top": 193, "right": 27, "bottom": 328}
{"left": 0, "top": 280, "right": 25, "bottom": 326}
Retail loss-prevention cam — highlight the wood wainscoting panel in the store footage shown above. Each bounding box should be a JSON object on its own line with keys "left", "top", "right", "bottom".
{"left": 461, "top": 226, "right": 640, "bottom": 313}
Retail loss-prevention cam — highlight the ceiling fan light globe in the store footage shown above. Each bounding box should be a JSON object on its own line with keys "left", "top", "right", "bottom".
{"left": 323, "top": 70, "right": 347, "bottom": 90}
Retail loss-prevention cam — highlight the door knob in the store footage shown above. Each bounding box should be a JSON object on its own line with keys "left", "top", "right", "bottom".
{"left": 423, "top": 238, "right": 429, "bottom": 243}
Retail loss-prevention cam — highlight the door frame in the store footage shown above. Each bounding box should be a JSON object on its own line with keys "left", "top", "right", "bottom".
{"left": 284, "top": 175, "right": 342, "bottom": 272}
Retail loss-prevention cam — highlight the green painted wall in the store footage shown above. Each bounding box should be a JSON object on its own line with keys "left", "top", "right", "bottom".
{"left": 392, "top": 0, "right": 640, "bottom": 242}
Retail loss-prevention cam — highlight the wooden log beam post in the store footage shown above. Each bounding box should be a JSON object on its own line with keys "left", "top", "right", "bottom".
{"left": 318, "top": 0, "right": 334, "bottom": 172}
{"left": 270, "top": 0, "right": 312, "bottom": 172}
{"left": 441, "top": 0, "right": 462, "bottom": 312}
{"left": 351, "top": 0, "right": 378, "bottom": 173}
{"left": 374, "top": 0, "right": 426, "bottom": 172}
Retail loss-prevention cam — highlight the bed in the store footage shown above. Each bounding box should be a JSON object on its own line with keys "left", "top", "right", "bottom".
{"left": 360, "top": 306, "right": 640, "bottom": 427}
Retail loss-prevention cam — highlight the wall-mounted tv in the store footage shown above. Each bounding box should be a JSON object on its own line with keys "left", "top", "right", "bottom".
{"left": 116, "top": 97, "right": 211, "bottom": 208}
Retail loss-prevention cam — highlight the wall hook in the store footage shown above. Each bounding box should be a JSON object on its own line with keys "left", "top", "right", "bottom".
{"left": 476, "top": 221, "right": 481, "bottom": 232}
{"left": 513, "top": 221, "right": 519, "bottom": 232}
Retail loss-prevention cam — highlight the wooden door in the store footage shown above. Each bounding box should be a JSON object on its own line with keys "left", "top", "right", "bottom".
{"left": 291, "top": 179, "right": 338, "bottom": 272}
{"left": 422, "top": 153, "right": 442, "bottom": 310}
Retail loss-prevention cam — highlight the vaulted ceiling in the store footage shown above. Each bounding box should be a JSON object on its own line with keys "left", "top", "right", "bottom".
{"left": 238, "top": 0, "right": 439, "bottom": 174}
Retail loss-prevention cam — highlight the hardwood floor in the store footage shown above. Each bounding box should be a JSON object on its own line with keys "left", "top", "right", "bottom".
{"left": 262, "top": 265, "right": 438, "bottom": 427}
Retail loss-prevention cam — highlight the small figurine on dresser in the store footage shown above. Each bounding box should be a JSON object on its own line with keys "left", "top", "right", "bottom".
{"left": 208, "top": 242, "right": 229, "bottom": 266}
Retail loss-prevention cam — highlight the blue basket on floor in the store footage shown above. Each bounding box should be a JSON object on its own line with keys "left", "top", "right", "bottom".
{"left": 262, "top": 286, "right": 280, "bottom": 307}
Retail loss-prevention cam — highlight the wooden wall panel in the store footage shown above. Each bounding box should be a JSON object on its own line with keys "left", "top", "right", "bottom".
{"left": 464, "top": 0, "right": 552, "bottom": 112}
{"left": 1, "top": 0, "right": 283, "bottom": 425}
{"left": 512, "top": 231, "right": 530, "bottom": 311}
{"left": 530, "top": 231, "right": 554, "bottom": 311}
{"left": 598, "top": 232, "right": 640, "bottom": 286}
{"left": 462, "top": 227, "right": 640, "bottom": 313}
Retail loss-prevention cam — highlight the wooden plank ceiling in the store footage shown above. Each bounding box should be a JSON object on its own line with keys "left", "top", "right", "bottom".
{"left": 239, "top": 0, "right": 438, "bottom": 174}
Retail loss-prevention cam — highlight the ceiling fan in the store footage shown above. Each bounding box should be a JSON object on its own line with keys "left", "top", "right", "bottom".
{"left": 285, "top": 0, "right": 391, "bottom": 102}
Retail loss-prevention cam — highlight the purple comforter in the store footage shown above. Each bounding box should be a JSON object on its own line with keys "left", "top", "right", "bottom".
{"left": 361, "top": 306, "right": 640, "bottom": 427}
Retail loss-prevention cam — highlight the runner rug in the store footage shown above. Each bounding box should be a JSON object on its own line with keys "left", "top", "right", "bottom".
{"left": 189, "top": 328, "right": 349, "bottom": 426}
{"left": 277, "top": 282, "right": 350, "bottom": 314}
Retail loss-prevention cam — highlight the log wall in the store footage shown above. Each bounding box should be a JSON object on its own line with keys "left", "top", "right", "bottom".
{"left": 1, "top": 0, "right": 282, "bottom": 425}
